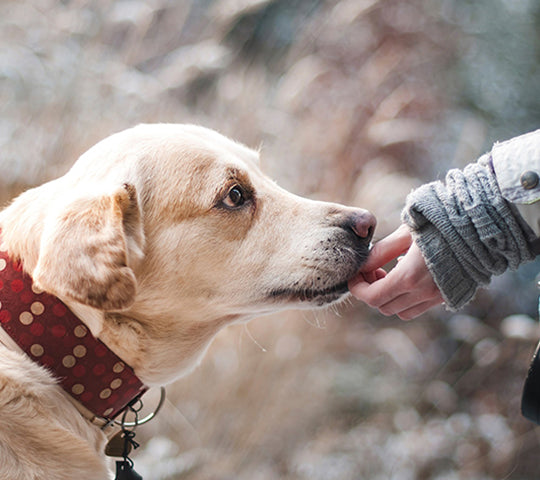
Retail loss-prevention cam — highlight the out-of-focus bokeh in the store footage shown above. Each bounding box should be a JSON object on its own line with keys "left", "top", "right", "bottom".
{"left": 2, "top": 1, "right": 540, "bottom": 478}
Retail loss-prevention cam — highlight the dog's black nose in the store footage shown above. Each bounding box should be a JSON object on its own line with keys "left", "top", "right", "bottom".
{"left": 350, "top": 210, "right": 376, "bottom": 242}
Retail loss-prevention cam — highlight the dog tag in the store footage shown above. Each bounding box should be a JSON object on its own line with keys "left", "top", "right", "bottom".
{"left": 105, "top": 431, "right": 132, "bottom": 458}
{"left": 115, "top": 460, "right": 143, "bottom": 480}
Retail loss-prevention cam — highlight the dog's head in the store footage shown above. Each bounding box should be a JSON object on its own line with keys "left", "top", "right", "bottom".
{"left": 0, "top": 124, "right": 375, "bottom": 382}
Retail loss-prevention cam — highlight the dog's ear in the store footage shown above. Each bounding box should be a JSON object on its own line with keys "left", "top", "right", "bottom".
{"left": 32, "top": 184, "right": 144, "bottom": 311}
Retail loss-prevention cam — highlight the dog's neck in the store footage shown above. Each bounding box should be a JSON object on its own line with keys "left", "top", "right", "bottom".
{"left": 0, "top": 244, "right": 147, "bottom": 422}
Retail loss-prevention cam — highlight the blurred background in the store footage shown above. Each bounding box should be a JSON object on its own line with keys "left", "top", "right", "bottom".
{"left": 2, "top": 0, "right": 540, "bottom": 478}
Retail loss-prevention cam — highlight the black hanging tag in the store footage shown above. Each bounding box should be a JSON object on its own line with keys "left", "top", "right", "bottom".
{"left": 106, "top": 431, "right": 133, "bottom": 458}
{"left": 113, "top": 420, "right": 142, "bottom": 479}
{"left": 113, "top": 397, "right": 145, "bottom": 480}
{"left": 115, "top": 460, "right": 143, "bottom": 480}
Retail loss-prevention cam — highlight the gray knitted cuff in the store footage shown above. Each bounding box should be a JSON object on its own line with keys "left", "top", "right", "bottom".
{"left": 402, "top": 155, "right": 536, "bottom": 310}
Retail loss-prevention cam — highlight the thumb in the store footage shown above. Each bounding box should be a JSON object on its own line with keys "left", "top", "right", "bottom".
{"left": 361, "top": 224, "right": 413, "bottom": 271}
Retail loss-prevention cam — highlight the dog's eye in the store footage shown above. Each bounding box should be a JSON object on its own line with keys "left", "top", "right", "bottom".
{"left": 223, "top": 186, "right": 246, "bottom": 208}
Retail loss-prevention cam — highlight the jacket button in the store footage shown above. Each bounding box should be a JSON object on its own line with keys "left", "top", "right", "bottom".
{"left": 521, "top": 171, "right": 539, "bottom": 190}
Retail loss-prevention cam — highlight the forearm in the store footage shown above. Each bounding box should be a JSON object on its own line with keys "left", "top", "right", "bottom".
{"left": 402, "top": 155, "right": 537, "bottom": 310}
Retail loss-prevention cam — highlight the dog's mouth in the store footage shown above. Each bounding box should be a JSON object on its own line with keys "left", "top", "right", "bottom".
{"left": 269, "top": 281, "right": 350, "bottom": 306}
{"left": 267, "top": 234, "right": 372, "bottom": 308}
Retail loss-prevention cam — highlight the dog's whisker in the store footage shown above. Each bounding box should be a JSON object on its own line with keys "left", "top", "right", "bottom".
{"left": 243, "top": 323, "right": 268, "bottom": 352}
{"left": 330, "top": 303, "right": 342, "bottom": 317}
{"left": 302, "top": 310, "right": 327, "bottom": 330}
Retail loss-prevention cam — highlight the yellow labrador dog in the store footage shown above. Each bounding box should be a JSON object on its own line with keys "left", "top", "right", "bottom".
{"left": 0, "top": 124, "right": 375, "bottom": 479}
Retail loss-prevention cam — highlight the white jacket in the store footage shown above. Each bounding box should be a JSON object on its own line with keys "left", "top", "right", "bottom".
{"left": 492, "top": 129, "right": 540, "bottom": 236}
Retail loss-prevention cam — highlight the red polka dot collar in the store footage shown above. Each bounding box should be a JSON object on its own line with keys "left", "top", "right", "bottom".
{"left": 0, "top": 246, "right": 147, "bottom": 421}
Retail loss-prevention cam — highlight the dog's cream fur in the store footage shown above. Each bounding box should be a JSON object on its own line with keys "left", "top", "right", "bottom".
{"left": 0, "top": 124, "right": 374, "bottom": 479}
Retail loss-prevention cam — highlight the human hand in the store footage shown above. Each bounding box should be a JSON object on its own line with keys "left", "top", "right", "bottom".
{"left": 348, "top": 224, "right": 444, "bottom": 320}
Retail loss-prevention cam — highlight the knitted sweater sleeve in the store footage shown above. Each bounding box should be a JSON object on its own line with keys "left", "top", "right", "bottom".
{"left": 401, "top": 154, "right": 537, "bottom": 310}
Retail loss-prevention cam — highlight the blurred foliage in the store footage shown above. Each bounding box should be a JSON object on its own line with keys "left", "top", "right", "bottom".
{"left": 1, "top": 0, "right": 540, "bottom": 479}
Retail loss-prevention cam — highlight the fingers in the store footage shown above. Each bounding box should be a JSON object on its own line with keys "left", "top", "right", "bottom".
{"left": 361, "top": 224, "right": 413, "bottom": 272}
{"left": 348, "top": 270, "right": 402, "bottom": 308}
{"left": 351, "top": 225, "right": 412, "bottom": 292}
{"left": 349, "top": 239, "right": 444, "bottom": 320}
{"left": 350, "top": 275, "right": 443, "bottom": 320}
{"left": 354, "top": 268, "right": 387, "bottom": 284}
{"left": 378, "top": 290, "right": 443, "bottom": 319}
{"left": 397, "top": 299, "right": 445, "bottom": 320}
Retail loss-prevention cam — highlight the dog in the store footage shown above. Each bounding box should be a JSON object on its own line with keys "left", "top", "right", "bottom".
{"left": 0, "top": 124, "right": 375, "bottom": 479}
